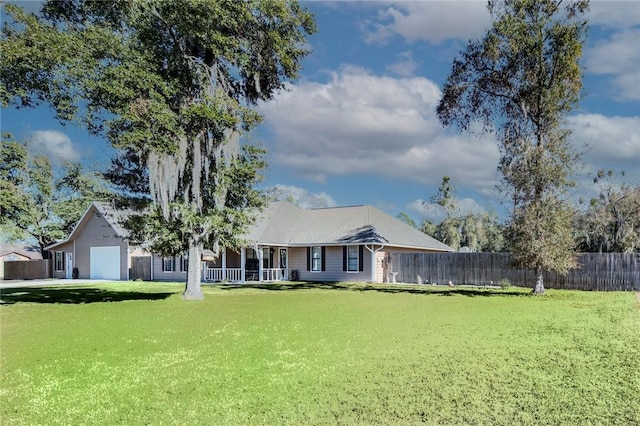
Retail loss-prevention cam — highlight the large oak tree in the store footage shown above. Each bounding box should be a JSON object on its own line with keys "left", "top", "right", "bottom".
{"left": 1, "top": 0, "right": 316, "bottom": 299}
{"left": 437, "top": 0, "right": 589, "bottom": 293}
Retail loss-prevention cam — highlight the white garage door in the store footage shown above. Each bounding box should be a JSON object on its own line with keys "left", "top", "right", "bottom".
{"left": 90, "top": 246, "right": 121, "bottom": 280}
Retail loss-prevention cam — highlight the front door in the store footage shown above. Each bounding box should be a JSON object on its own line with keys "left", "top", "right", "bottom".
{"left": 65, "top": 253, "right": 73, "bottom": 279}
{"left": 279, "top": 248, "right": 288, "bottom": 280}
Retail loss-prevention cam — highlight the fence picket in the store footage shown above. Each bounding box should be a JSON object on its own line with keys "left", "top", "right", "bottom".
{"left": 390, "top": 253, "right": 640, "bottom": 291}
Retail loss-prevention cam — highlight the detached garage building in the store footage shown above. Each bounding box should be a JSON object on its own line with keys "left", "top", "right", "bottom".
{"left": 45, "top": 203, "right": 130, "bottom": 281}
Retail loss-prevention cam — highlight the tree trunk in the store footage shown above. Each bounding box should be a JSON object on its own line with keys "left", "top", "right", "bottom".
{"left": 533, "top": 267, "right": 545, "bottom": 295}
{"left": 182, "top": 240, "right": 204, "bottom": 300}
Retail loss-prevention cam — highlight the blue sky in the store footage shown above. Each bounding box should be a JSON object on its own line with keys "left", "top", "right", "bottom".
{"left": 2, "top": 1, "right": 639, "bottom": 224}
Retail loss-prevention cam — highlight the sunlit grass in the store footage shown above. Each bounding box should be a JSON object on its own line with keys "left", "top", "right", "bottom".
{"left": 1, "top": 282, "right": 639, "bottom": 425}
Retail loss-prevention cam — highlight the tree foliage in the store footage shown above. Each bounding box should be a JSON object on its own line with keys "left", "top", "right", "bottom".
{"left": 576, "top": 170, "right": 640, "bottom": 253}
{"left": 0, "top": 133, "right": 111, "bottom": 254}
{"left": 430, "top": 176, "right": 457, "bottom": 217}
{"left": 1, "top": 1, "right": 316, "bottom": 299}
{"left": 0, "top": 134, "right": 58, "bottom": 254}
{"left": 396, "top": 212, "right": 418, "bottom": 229}
{"left": 437, "top": 0, "right": 589, "bottom": 293}
{"left": 427, "top": 176, "right": 505, "bottom": 252}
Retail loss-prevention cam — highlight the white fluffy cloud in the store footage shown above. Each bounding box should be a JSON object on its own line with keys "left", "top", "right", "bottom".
{"left": 29, "top": 130, "right": 81, "bottom": 163}
{"left": 364, "top": 0, "right": 640, "bottom": 44}
{"left": 362, "top": 1, "right": 640, "bottom": 102}
{"left": 268, "top": 184, "right": 337, "bottom": 209}
{"left": 260, "top": 66, "right": 500, "bottom": 195}
{"left": 585, "top": 29, "right": 640, "bottom": 101}
{"left": 589, "top": 1, "right": 640, "bottom": 29}
{"left": 386, "top": 51, "right": 419, "bottom": 77}
{"left": 260, "top": 64, "right": 639, "bottom": 218}
{"left": 363, "top": 1, "right": 491, "bottom": 44}
{"left": 569, "top": 113, "right": 640, "bottom": 177}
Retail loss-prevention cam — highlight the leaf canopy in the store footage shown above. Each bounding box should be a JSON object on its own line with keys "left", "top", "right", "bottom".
{"left": 436, "top": 0, "right": 589, "bottom": 291}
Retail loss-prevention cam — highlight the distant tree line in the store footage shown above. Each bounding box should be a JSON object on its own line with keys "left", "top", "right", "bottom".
{"left": 397, "top": 176, "right": 506, "bottom": 253}
{"left": 398, "top": 174, "right": 640, "bottom": 254}
{"left": 575, "top": 170, "right": 640, "bottom": 253}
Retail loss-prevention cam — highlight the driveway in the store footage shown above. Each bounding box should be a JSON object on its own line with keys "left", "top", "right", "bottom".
{"left": 0, "top": 279, "right": 111, "bottom": 289}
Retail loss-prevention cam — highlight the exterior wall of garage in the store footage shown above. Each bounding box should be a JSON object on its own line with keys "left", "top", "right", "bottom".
{"left": 50, "top": 205, "right": 129, "bottom": 280}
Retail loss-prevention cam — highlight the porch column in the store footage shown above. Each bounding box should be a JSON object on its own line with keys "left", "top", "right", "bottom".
{"left": 257, "top": 246, "right": 264, "bottom": 282}
{"left": 371, "top": 248, "right": 376, "bottom": 283}
{"left": 221, "top": 249, "right": 227, "bottom": 281}
{"left": 240, "top": 248, "right": 246, "bottom": 283}
{"left": 365, "top": 245, "right": 385, "bottom": 283}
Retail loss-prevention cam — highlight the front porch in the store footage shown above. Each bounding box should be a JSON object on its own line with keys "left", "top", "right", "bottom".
{"left": 201, "top": 246, "right": 290, "bottom": 283}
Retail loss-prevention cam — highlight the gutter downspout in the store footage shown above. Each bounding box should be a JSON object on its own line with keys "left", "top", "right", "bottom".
{"left": 365, "top": 244, "right": 385, "bottom": 283}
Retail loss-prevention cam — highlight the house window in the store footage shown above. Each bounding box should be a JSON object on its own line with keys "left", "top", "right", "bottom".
{"left": 180, "top": 255, "right": 188, "bottom": 272}
{"left": 55, "top": 251, "right": 65, "bottom": 272}
{"left": 311, "top": 246, "right": 322, "bottom": 272}
{"left": 162, "top": 257, "right": 175, "bottom": 272}
{"left": 347, "top": 245, "right": 359, "bottom": 272}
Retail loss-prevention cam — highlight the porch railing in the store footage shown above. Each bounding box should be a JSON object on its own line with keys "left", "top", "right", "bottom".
{"left": 203, "top": 268, "right": 242, "bottom": 282}
{"left": 263, "top": 268, "right": 287, "bottom": 281}
{"left": 202, "top": 267, "right": 288, "bottom": 282}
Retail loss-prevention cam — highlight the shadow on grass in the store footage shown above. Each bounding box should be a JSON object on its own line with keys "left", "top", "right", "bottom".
{"left": 0, "top": 287, "right": 175, "bottom": 305}
{"left": 217, "top": 281, "right": 528, "bottom": 297}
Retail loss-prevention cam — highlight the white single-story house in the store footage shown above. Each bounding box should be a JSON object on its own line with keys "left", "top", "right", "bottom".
{"left": 45, "top": 201, "right": 453, "bottom": 283}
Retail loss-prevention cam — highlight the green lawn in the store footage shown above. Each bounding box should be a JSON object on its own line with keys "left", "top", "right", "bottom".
{"left": 1, "top": 282, "right": 639, "bottom": 425}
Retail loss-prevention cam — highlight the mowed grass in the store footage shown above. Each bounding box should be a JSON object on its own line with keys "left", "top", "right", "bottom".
{"left": 1, "top": 282, "right": 639, "bottom": 425}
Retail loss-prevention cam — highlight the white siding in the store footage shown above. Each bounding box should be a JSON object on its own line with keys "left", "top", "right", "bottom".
{"left": 49, "top": 206, "right": 128, "bottom": 280}
{"left": 152, "top": 255, "right": 185, "bottom": 282}
{"left": 288, "top": 246, "right": 372, "bottom": 282}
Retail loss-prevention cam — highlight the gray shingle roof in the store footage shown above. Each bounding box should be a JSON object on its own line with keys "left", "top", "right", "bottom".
{"left": 46, "top": 201, "right": 453, "bottom": 252}
{"left": 243, "top": 201, "right": 453, "bottom": 251}
{"left": 44, "top": 202, "right": 133, "bottom": 250}
{"left": 93, "top": 202, "right": 133, "bottom": 238}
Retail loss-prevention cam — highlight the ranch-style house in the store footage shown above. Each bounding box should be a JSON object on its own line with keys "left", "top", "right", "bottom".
{"left": 45, "top": 201, "right": 453, "bottom": 283}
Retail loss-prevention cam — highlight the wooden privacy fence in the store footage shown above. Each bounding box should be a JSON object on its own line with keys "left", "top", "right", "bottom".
{"left": 3, "top": 260, "right": 52, "bottom": 280}
{"left": 390, "top": 252, "right": 640, "bottom": 291}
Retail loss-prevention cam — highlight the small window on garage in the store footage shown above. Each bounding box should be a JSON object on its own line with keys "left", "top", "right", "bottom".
{"left": 55, "top": 251, "right": 65, "bottom": 271}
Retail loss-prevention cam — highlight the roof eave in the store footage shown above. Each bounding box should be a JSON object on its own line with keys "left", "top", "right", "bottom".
{"left": 244, "top": 242, "right": 451, "bottom": 251}
{"left": 44, "top": 240, "right": 70, "bottom": 251}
